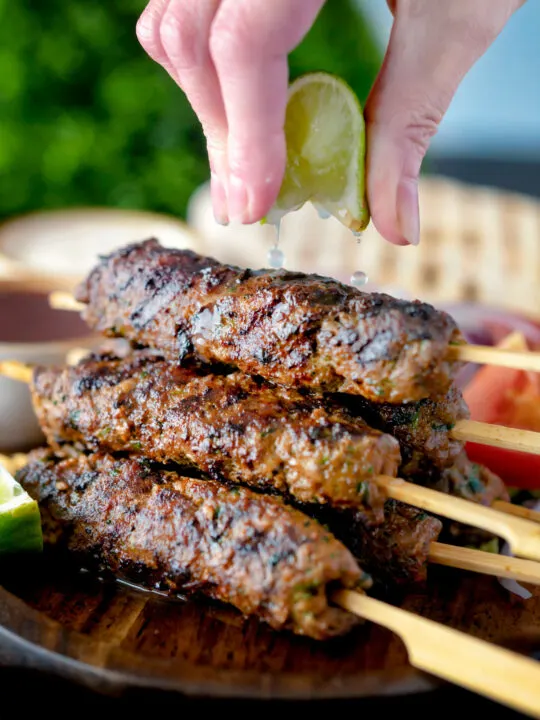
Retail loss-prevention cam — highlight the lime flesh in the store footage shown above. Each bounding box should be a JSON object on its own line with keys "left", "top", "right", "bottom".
{"left": 268, "top": 72, "right": 369, "bottom": 231}
{"left": 0, "top": 464, "right": 43, "bottom": 555}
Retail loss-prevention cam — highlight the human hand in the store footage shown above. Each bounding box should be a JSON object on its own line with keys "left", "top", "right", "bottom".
{"left": 136, "top": 0, "right": 525, "bottom": 245}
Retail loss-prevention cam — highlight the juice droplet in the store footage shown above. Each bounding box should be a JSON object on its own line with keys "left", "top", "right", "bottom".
{"left": 268, "top": 247, "right": 285, "bottom": 269}
{"left": 274, "top": 218, "right": 282, "bottom": 242}
{"left": 317, "top": 207, "right": 331, "bottom": 220}
{"left": 350, "top": 270, "right": 368, "bottom": 287}
{"left": 352, "top": 231, "right": 363, "bottom": 245}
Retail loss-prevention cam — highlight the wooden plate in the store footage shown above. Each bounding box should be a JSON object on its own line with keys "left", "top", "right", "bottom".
{"left": 2, "top": 556, "right": 540, "bottom": 700}
{"left": 1, "top": 178, "right": 540, "bottom": 702}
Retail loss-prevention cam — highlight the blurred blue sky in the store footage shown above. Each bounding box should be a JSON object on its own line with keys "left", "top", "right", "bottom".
{"left": 361, "top": 1, "right": 540, "bottom": 158}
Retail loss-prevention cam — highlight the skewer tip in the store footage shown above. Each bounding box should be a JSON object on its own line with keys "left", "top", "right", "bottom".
{"left": 49, "top": 291, "right": 85, "bottom": 313}
{"left": 0, "top": 361, "right": 32, "bottom": 384}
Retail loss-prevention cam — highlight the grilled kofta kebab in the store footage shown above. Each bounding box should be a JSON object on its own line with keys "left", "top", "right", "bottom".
{"left": 30, "top": 351, "right": 505, "bottom": 515}
{"left": 16, "top": 449, "right": 367, "bottom": 640}
{"left": 74, "top": 239, "right": 463, "bottom": 404}
{"left": 26, "top": 351, "right": 450, "bottom": 586}
{"left": 339, "top": 391, "right": 508, "bottom": 501}
{"left": 318, "top": 500, "right": 442, "bottom": 588}
{"left": 17, "top": 449, "right": 442, "bottom": 604}
{"left": 334, "top": 390, "right": 508, "bottom": 545}
{"left": 30, "top": 351, "right": 400, "bottom": 522}
{"left": 27, "top": 350, "right": 502, "bottom": 576}
{"left": 338, "top": 386, "right": 469, "bottom": 477}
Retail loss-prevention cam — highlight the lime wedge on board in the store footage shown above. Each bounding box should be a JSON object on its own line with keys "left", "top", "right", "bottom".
{"left": 267, "top": 72, "right": 369, "bottom": 231}
{"left": 0, "top": 463, "right": 42, "bottom": 555}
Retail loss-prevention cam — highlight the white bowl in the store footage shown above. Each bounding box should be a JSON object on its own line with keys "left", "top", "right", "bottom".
{"left": 0, "top": 280, "right": 98, "bottom": 453}
{"left": 0, "top": 206, "right": 201, "bottom": 452}
{"left": 0, "top": 207, "right": 201, "bottom": 289}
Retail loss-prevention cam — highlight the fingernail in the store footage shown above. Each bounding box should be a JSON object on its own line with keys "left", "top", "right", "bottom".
{"left": 211, "top": 172, "right": 228, "bottom": 225}
{"left": 228, "top": 174, "right": 250, "bottom": 224}
{"left": 397, "top": 178, "right": 420, "bottom": 246}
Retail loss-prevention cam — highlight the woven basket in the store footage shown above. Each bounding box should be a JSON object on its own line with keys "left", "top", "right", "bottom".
{"left": 187, "top": 175, "right": 540, "bottom": 319}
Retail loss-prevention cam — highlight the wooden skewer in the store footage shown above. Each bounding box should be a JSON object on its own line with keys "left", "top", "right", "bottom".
{"left": 448, "top": 342, "right": 540, "bottom": 373}
{"left": 0, "top": 360, "right": 33, "bottom": 384}
{"left": 493, "top": 500, "right": 540, "bottom": 524}
{"left": 66, "top": 346, "right": 92, "bottom": 366}
{"left": 459, "top": 329, "right": 540, "bottom": 459}
{"left": 375, "top": 475, "right": 540, "bottom": 562}
{"left": 458, "top": 330, "right": 540, "bottom": 524}
{"left": 334, "top": 589, "right": 540, "bottom": 719}
{"left": 0, "top": 452, "right": 29, "bottom": 476}
{"left": 49, "top": 291, "right": 540, "bottom": 377}
{"left": 453, "top": 419, "right": 540, "bottom": 456}
{"left": 428, "top": 541, "right": 540, "bottom": 584}
{"left": 4, "top": 360, "right": 540, "bottom": 581}
{"left": 49, "top": 291, "right": 84, "bottom": 312}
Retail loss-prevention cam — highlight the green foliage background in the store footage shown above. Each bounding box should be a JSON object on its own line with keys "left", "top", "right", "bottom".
{"left": 0, "top": 0, "right": 381, "bottom": 221}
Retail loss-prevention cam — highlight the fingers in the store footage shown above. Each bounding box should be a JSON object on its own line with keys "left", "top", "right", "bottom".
{"left": 136, "top": 0, "right": 177, "bottom": 76}
{"left": 366, "top": 0, "right": 525, "bottom": 246}
{"left": 138, "top": 0, "right": 324, "bottom": 224}
{"left": 137, "top": 0, "right": 229, "bottom": 223}
{"left": 210, "top": 0, "right": 325, "bottom": 222}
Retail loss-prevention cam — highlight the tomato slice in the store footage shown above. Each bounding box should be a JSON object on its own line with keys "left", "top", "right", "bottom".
{"left": 465, "top": 443, "right": 540, "bottom": 490}
{"left": 463, "top": 332, "right": 540, "bottom": 488}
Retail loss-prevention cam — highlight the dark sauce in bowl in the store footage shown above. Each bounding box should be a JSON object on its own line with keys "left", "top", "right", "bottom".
{"left": 0, "top": 290, "right": 89, "bottom": 343}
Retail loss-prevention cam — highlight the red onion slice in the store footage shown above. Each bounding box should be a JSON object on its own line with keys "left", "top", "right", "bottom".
{"left": 497, "top": 500, "right": 540, "bottom": 600}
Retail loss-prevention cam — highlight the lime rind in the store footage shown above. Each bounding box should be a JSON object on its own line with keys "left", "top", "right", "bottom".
{"left": 268, "top": 71, "right": 369, "bottom": 232}
{"left": 0, "top": 464, "right": 43, "bottom": 555}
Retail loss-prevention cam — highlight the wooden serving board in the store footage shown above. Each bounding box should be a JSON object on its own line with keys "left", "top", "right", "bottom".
{"left": 2, "top": 557, "right": 540, "bottom": 701}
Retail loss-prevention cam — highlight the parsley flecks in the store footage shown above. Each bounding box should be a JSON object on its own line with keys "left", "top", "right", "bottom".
{"left": 69, "top": 410, "right": 81, "bottom": 428}
{"left": 431, "top": 422, "right": 455, "bottom": 432}
{"left": 293, "top": 581, "right": 320, "bottom": 599}
{"left": 356, "top": 480, "right": 368, "bottom": 495}
{"left": 467, "top": 465, "right": 485, "bottom": 494}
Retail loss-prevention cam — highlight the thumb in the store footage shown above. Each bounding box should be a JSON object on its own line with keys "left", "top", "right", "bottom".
{"left": 365, "top": 0, "right": 524, "bottom": 246}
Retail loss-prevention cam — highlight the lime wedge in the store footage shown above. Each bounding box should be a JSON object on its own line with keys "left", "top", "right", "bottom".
{"left": 267, "top": 72, "right": 369, "bottom": 231}
{"left": 0, "top": 463, "right": 42, "bottom": 555}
